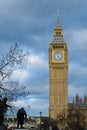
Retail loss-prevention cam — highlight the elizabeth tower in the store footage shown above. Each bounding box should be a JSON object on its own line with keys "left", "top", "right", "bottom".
{"left": 49, "top": 16, "right": 68, "bottom": 119}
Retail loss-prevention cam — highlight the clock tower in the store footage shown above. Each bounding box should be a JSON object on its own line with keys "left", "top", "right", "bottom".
{"left": 49, "top": 16, "right": 68, "bottom": 119}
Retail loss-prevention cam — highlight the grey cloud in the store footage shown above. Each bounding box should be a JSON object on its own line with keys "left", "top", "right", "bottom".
{"left": 0, "top": 0, "right": 87, "bottom": 116}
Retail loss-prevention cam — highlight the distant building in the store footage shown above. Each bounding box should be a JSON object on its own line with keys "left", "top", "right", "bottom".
{"left": 68, "top": 94, "right": 87, "bottom": 129}
{"left": 69, "top": 94, "right": 87, "bottom": 105}
{"left": 68, "top": 94, "right": 87, "bottom": 115}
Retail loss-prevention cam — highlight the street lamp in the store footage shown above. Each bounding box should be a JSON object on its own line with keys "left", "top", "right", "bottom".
{"left": 40, "top": 111, "right": 42, "bottom": 130}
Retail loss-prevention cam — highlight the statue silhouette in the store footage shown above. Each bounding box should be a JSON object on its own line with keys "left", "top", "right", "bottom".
{"left": 17, "top": 107, "right": 27, "bottom": 128}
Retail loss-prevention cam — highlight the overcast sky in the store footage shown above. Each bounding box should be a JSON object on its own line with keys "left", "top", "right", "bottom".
{"left": 0, "top": 0, "right": 87, "bottom": 116}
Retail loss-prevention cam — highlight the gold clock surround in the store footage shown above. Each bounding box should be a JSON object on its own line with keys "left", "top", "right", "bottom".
{"left": 52, "top": 50, "right": 64, "bottom": 63}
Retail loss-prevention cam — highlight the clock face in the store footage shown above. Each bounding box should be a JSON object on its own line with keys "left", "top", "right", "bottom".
{"left": 54, "top": 51, "right": 63, "bottom": 61}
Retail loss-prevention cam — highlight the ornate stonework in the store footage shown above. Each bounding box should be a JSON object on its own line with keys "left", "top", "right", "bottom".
{"left": 49, "top": 16, "right": 68, "bottom": 119}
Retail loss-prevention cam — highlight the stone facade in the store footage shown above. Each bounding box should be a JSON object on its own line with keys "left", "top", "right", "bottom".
{"left": 49, "top": 16, "right": 68, "bottom": 119}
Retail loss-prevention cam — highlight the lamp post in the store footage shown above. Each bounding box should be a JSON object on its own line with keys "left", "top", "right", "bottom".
{"left": 40, "top": 111, "right": 42, "bottom": 130}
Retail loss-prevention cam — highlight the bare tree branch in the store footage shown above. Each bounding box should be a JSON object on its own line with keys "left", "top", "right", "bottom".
{"left": 0, "top": 43, "right": 29, "bottom": 101}
{"left": 0, "top": 43, "right": 29, "bottom": 82}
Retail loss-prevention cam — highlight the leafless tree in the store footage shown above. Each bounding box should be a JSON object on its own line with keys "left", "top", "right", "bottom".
{"left": 0, "top": 43, "right": 29, "bottom": 82}
{"left": 0, "top": 43, "right": 29, "bottom": 101}
{"left": 0, "top": 43, "right": 30, "bottom": 126}
{"left": 67, "top": 106, "right": 87, "bottom": 130}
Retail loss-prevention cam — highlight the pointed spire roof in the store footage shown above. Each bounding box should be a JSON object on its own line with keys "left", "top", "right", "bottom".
{"left": 55, "top": 10, "right": 62, "bottom": 30}
{"left": 51, "top": 12, "right": 66, "bottom": 44}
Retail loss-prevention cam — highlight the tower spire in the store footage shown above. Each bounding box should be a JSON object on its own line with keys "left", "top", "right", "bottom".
{"left": 55, "top": 9, "right": 62, "bottom": 30}
{"left": 52, "top": 11, "right": 66, "bottom": 43}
